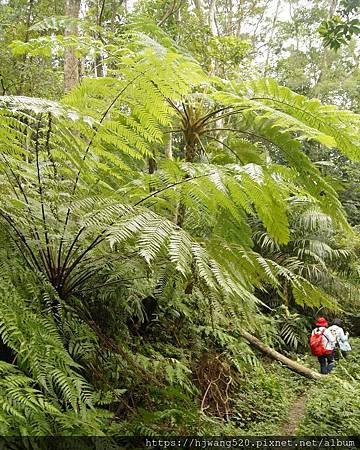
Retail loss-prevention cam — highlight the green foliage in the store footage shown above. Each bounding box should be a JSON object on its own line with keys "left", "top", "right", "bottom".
{"left": 274, "top": 306, "right": 309, "bottom": 351}
{"left": 207, "top": 36, "right": 252, "bottom": 76}
{"left": 319, "top": 0, "right": 360, "bottom": 50}
{"left": 0, "top": 0, "right": 65, "bottom": 98}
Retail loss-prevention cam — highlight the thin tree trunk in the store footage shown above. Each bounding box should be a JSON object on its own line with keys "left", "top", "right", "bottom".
{"left": 193, "top": 0, "right": 205, "bottom": 7}
{"left": 95, "top": 51, "right": 104, "bottom": 79}
{"left": 175, "top": 139, "right": 195, "bottom": 227}
{"left": 64, "top": 0, "right": 81, "bottom": 92}
{"left": 24, "top": 0, "right": 34, "bottom": 44}
{"left": 264, "top": 0, "right": 281, "bottom": 76}
{"left": 174, "top": 2, "right": 181, "bottom": 42}
{"left": 238, "top": 328, "right": 323, "bottom": 380}
{"left": 236, "top": 0, "right": 244, "bottom": 37}
{"left": 111, "top": 0, "right": 116, "bottom": 32}
{"left": 95, "top": 0, "right": 105, "bottom": 77}
{"left": 226, "top": 0, "right": 233, "bottom": 35}
{"left": 158, "top": 0, "right": 182, "bottom": 27}
{"left": 207, "top": 0, "right": 218, "bottom": 76}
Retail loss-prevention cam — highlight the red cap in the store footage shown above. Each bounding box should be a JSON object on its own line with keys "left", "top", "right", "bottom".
{"left": 316, "top": 317, "right": 328, "bottom": 327}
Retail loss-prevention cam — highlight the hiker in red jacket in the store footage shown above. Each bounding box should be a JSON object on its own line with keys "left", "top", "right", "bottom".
{"left": 310, "top": 317, "right": 336, "bottom": 374}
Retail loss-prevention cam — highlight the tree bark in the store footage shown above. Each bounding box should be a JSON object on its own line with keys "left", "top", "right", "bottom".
{"left": 64, "top": 0, "right": 81, "bottom": 92}
{"left": 238, "top": 328, "right": 323, "bottom": 380}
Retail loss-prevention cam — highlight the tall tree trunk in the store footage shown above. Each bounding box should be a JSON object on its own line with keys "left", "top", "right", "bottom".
{"left": 238, "top": 329, "right": 323, "bottom": 380}
{"left": 208, "top": 0, "right": 218, "bottom": 36}
{"left": 95, "top": 56, "right": 104, "bottom": 79}
{"left": 64, "top": 0, "right": 81, "bottom": 92}
{"left": 111, "top": 0, "right": 116, "bottom": 32}
{"left": 17, "top": 0, "right": 34, "bottom": 95}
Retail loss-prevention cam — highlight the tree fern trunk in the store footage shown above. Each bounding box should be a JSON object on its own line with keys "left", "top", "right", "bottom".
{"left": 176, "top": 142, "right": 194, "bottom": 227}
{"left": 148, "top": 157, "right": 157, "bottom": 174}
{"left": 239, "top": 329, "right": 323, "bottom": 380}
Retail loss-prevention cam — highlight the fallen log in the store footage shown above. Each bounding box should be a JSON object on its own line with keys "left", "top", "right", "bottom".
{"left": 239, "top": 328, "right": 323, "bottom": 380}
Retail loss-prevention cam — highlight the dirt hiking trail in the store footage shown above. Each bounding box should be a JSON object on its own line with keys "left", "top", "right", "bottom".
{"left": 281, "top": 395, "right": 307, "bottom": 435}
